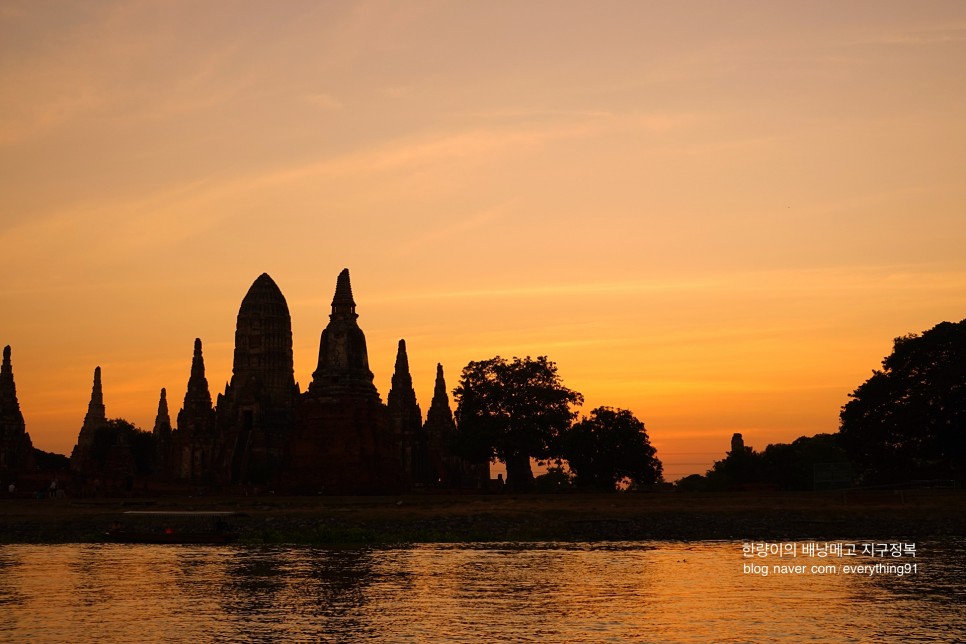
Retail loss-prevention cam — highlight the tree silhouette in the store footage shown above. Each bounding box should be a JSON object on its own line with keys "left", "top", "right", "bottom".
{"left": 533, "top": 465, "right": 574, "bottom": 492}
{"left": 560, "top": 407, "right": 662, "bottom": 491}
{"left": 705, "top": 442, "right": 761, "bottom": 490}
{"left": 695, "top": 433, "right": 850, "bottom": 490}
{"left": 453, "top": 356, "right": 583, "bottom": 492}
{"left": 839, "top": 320, "right": 966, "bottom": 484}
{"left": 90, "top": 418, "right": 157, "bottom": 477}
{"left": 759, "top": 434, "right": 851, "bottom": 489}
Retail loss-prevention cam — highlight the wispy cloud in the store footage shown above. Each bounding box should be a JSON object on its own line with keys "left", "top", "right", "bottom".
{"left": 0, "top": 114, "right": 611, "bottom": 258}
{"left": 0, "top": 20, "right": 253, "bottom": 143}
{"left": 151, "top": 115, "right": 614, "bottom": 203}
{"left": 858, "top": 25, "right": 966, "bottom": 46}
{"left": 369, "top": 276, "right": 722, "bottom": 304}
{"left": 133, "top": 47, "right": 258, "bottom": 121}
{"left": 369, "top": 264, "right": 966, "bottom": 303}
{"left": 381, "top": 86, "right": 412, "bottom": 99}
{"left": 394, "top": 203, "right": 512, "bottom": 256}
{"left": 305, "top": 93, "right": 344, "bottom": 110}
{"left": 0, "top": 84, "right": 104, "bottom": 145}
{"left": 457, "top": 107, "right": 705, "bottom": 133}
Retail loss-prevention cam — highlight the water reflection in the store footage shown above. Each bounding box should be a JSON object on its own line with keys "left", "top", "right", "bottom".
{"left": 214, "top": 548, "right": 382, "bottom": 641}
{"left": 0, "top": 540, "right": 962, "bottom": 643}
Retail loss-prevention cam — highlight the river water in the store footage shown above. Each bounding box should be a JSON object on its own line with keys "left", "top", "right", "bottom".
{"left": 0, "top": 539, "right": 963, "bottom": 642}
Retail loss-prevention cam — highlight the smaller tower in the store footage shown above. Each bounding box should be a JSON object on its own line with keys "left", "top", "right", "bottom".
{"left": 85, "top": 367, "right": 107, "bottom": 429}
{"left": 153, "top": 388, "right": 172, "bottom": 440}
{"left": 424, "top": 363, "right": 455, "bottom": 486}
{"left": 152, "top": 388, "right": 172, "bottom": 472}
{"left": 387, "top": 339, "right": 426, "bottom": 485}
{"left": 175, "top": 338, "right": 217, "bottom": 481}
{"left": 71, "top": 367, "right": 109, "bottom": 473}
{"left": 731, "top": 432, "right": 745, "bottom": 455}
{"left": 0, "top": 345, "right": 34, "bottom": 471}
{"left": 424, "top": 363, "right": 488, "bottom": 488}
{"left": 426, "top": 364, "right": 453, "bottom": 430}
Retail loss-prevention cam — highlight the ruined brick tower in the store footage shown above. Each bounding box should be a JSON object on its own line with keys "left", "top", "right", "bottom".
{"left": 387, "top": 339, "right": 429, "bottom": 486}
{"left": 423, "top": 363, "right": 488, "bottom": 488}
{"left": 424, "top": 363, "right": 457, "bottom": 485}
{"left": 70, "top": 366, "right": 108, "bottom": 473}
{"left": 173, "top": 338, "right": 217, "bottom": 481}
{"left": 152, "top": 388, "right": 172, "bottom": 472}
{"left": 0, "top": 346, "right": 34, "bottom": 472}
{"left": 215, "top": 273, "right": 300, "bottom": 485}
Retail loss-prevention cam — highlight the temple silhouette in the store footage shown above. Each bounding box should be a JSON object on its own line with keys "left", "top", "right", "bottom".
{"left": 4, "top": 269, "right": 487, "bottom": 494}
{"left": 0, "top": 346, "right": 35, "bottom": 474}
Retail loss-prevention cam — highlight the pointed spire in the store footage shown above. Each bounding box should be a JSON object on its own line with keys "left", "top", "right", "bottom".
{"left": 387, "top": 338, "right": 424, "bottom": 484}
{"left": 433, "top": 363, "right": 446, "bottom": 401}
{"left": 387, "top": 338, "right": 420, "bottom": 423}
{"left": 157, "top": 388, "right": 169, "bottom": 423}
{"left": 176, "top": 338, "right": 217, "bottom": 480}
{"left": 0, "top": 345, "right": 32, "bottom": 470}
{"left": 331, "top": 268, "right": 356, "bottom": 315}
{"left": 153, "top": 388, "right": 172, "bottom": 439}
{"left": 426, "top": 363, "right": 455, "bottom": 427}
{"left": 180, "top": 338, "right": 213, "bottom": 422}
{"left": 390, "top": 339, "right": 416, "bottom": 397}
{"left": 84, "top": 366, "right": 106, "bottom": 426}
{"left": 1, "top": 346, "right": 15, "bottom": 396}
{"left": 0, "top": 345, "right": 23, "bottom": 416}
{"left": 92, "top": 366, "right": 102, "bottom": 399}
{"left": 394, "top": 339, "right": 411, "bottom": 378}
{"left": 188, "top": 338, "right": 211, "bottom": 392}
{"left": 189, "top": 338, "right": 208, "bottom": 387}
{"left": 73, "top": 365, "right": 109, "bottom": 471}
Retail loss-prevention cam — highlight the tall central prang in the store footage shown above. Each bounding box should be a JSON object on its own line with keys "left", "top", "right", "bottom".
{"left": 216, "top": 273, "right": 300, "bottom": 485}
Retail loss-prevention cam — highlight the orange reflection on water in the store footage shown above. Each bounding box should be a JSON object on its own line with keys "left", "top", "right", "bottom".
{"left": 0, "top": 541, "right": 963, "bottom": 642}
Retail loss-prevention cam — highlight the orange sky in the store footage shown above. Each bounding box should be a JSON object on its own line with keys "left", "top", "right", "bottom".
{"left": 2, "top": 1, "right": 965, "bottom": 480}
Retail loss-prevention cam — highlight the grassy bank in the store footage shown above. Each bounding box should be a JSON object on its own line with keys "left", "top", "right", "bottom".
{"left": 1, "top": 490, "right": 963, "bottom": 545}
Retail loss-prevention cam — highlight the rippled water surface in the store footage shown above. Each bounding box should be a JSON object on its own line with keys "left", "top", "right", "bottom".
{"left": 1, "top": 540, "right": 963, "bottom": 642}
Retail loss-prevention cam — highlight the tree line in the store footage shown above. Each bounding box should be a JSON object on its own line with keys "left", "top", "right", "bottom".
{"left": 680, "top": 319, "right": 966, "bottom": 490}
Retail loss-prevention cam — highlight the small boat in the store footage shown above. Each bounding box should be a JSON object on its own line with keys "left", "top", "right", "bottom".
{"left": 105, "top": 510, "right": 239, "bottom": 544}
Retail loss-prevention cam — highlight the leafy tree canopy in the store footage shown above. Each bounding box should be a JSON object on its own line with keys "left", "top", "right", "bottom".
{"left": 839, "top": 320, "right": 966, "bottom": 484}
{"left": 91, "top": 418, "right": 156, "bottom": 476}
{"left": 560, "top": 407, "right": 662, "bottom": 491}
{"left": 705, "top": 442, "right": 761, "bottom": 490}
{"left": 533, "top": 465, "right": 574, "bottom": 493}
{"left": 32, "top": 448, "right": 70, "bottom": 472}
{"left": 701, "top": 433, "right": 850, "bottom": 491}
{"left": 759, "top": 434, "right": 850, "bottom": 490}
{"left": 453, "top": 355, "right": 583, "bottom": 492}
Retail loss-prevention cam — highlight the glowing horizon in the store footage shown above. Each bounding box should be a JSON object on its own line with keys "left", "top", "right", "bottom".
{"left": 3, "top": 1, "right": 966, "bottom": 480}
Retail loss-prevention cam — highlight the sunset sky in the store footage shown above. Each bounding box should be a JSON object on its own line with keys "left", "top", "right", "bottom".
{"left": 2, "top": 1, "right": 965, "bottom": 480}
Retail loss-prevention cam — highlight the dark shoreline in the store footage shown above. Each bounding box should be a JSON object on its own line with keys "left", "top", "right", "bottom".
{"left": 2, "top": 490, "right": 963, "bottom": 545}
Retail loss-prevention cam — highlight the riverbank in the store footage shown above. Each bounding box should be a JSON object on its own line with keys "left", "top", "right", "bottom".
{"left": 1, "top": 489, "right": 963, "bottom": 544}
